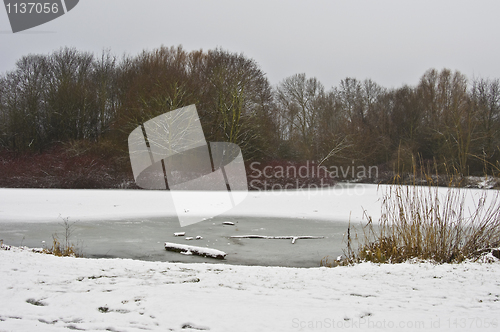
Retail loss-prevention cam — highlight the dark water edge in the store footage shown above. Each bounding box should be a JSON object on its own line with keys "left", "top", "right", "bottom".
{"left": 0, "top": 216, "right": 355, "bottom": 268}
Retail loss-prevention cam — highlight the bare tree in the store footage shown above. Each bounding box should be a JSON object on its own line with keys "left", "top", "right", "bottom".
{"left": 471, "top": 78, "right": 500, "bottom": 168}
{"left": 276, "top": 73, "right": 325, "bottom": 159}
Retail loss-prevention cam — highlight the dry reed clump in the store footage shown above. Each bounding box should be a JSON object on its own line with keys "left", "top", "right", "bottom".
{"left": 43, "top": 219, "right": 83, "bottom": 258}
{"left": 44, "top": 236, "right": 79, "bottom": 257}
{"left": 340, "top": 183, "right": 500, "bottom": 265}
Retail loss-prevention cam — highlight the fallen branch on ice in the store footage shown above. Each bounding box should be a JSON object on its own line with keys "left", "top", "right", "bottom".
{"left": 164, "top": 242, "right": 227, "bottom": 259}
{"left": 230, "top": 235, "right": 325, "bottom": 244}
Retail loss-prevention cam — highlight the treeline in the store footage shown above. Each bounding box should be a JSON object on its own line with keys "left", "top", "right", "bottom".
{"left": 1, "top": 45, "right": 500, "bottom": 177}
{"left": 277, "top": 71, "right": 500, "bottom": 176}
{"left": 0, "top": 46, "right": 275, "bottom": 159}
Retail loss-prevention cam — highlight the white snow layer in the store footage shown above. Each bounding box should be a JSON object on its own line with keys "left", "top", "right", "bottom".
{"left": 0, "top": 246, "right": 499, "bottom": 332}
{"left": 0, "top": 186, "right": 379, "bottom": 223}
{"left": 0, "top": 184, "right": 496, "bottom": 224}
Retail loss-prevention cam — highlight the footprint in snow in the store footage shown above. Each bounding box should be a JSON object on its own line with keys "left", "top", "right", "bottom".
{"left": 182, "top": 322, "right": 210, "bottom": 330}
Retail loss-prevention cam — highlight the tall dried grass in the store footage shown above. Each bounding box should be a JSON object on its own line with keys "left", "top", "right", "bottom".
{"left": 340, "top": 183, "right": 500, "bottom": 265}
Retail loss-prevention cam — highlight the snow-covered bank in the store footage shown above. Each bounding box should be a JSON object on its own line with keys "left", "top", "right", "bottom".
{"left": 1, "top": 246, "right": 499, "bottom": 332}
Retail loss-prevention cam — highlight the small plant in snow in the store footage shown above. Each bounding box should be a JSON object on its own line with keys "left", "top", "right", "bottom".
{"left": 44, "top": 217, "right": 83, "bottom": 257}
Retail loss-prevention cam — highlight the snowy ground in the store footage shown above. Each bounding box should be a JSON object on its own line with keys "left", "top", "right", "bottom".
{"left": 1, "top": 245, "right": 499, "bottom": 332}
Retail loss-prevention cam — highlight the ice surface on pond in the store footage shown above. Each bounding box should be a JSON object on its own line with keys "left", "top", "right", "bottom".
{"left": 0, "top": 184, "right": 496, "bottom": 266}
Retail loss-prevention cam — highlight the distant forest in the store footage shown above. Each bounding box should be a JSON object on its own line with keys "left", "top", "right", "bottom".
{"left": 1, "top": 45, "right": 500, "bottom": 188}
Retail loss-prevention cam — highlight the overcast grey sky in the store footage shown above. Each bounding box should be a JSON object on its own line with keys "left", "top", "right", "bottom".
{"left": 1, "top": 0, "right": 500, "bottom": 89}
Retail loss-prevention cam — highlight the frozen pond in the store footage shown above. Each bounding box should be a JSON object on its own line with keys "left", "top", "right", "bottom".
{"left": 0, "top": 185, "right": 383, "bottom": 267}
{"left": 1, "top": 184, "right": 492, "bottom": 267}
{"left": 0, "top": 216, "right": 351, "bottom": 267}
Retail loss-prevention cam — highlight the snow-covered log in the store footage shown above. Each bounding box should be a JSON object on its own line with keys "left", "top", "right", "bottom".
{"left": 164, "top": 242, "right": 227, "bottom": 259}
{"left": 230, "top": 235, "right": 324, "bottom": 244}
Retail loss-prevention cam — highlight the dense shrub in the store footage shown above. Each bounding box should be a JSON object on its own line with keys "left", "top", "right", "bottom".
{"left": 0, "top": 142, "right": 135, "bottom": 189}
